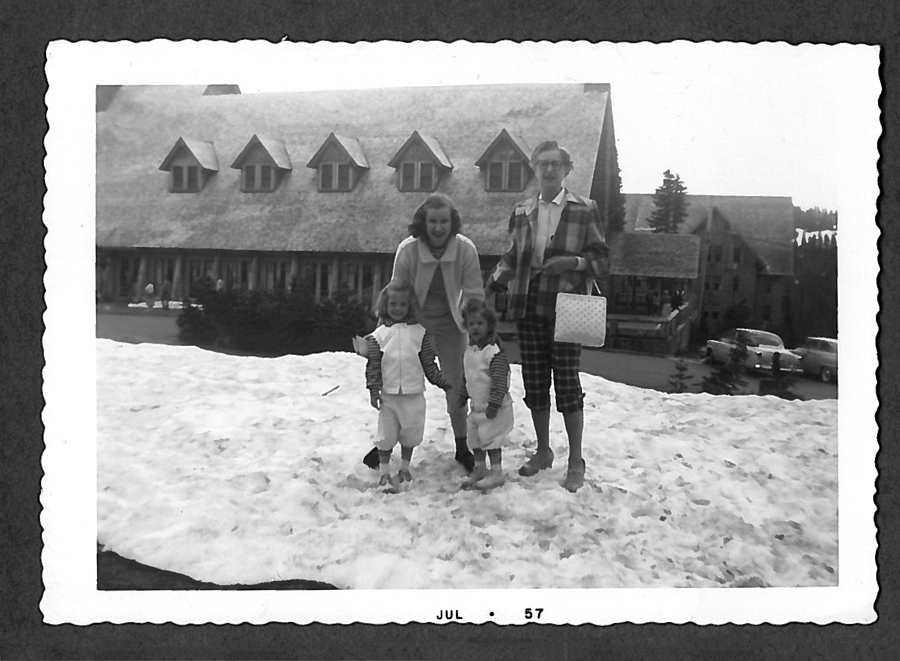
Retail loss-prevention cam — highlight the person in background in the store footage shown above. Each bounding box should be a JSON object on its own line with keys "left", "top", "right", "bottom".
{"left": 143, "top": 282, "right": 155, "bottom": 311}
{"left": 486, "top": 140, "right": 609, "bottom": 492}
{"left": 457, "top": 298, "right": 513, "bottom": 491}
{"left": 660, "top": 290, "right": 672, "bottom": 317}
{"left": 364, "top": 281, "right": 451, "bottom": 493}
{"left": 161, "top": 279, "right": 172, "bottom": 310}
{"left": 363, "top": 193, "right": 485, "bottom": 473}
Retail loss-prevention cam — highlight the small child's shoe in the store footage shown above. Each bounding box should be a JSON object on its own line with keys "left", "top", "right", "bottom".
{"left": 378, "top": 474, "right": 397, "bottom": 494}
{"left": 462, "top": 465, "right": 489, "bottom": 490}
{"left": 397, "top": 468, "right": 413, "bottom": 483}
{"left": 475, "top": 472, "right": 506, "bottom": 491}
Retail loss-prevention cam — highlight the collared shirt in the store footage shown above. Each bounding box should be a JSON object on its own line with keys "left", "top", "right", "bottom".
{"left": 491, "top": 190, "right": 609, "bottom": 320}
{"left": 532, "top": 188, "right": 567, "bottom": 268}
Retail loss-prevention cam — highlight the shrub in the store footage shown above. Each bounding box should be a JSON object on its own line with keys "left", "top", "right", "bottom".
{"left": 177, "top": 281, "right": 377, "bottom": 356}
{"left": 701, "top": 342, "right": 750, "bottom": 395}
{"left": 667, "top": 357, "right": 695, "bottom": 393}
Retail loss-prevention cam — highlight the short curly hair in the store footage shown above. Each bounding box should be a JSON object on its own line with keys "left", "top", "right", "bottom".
{"left": 374, "top": 280, "right": 419, "bottom": 326}
{"left": 530, "top": 140, "right": 574, "bottom": 171}
{"left": 461, "top": 298, "right": 501, "bottom": 345}
{"left": 407, "top": 193, "right": 463, "bottom": 239}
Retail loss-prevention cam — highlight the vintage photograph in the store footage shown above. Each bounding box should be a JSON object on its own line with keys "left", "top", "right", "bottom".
{"left": 42, "top": 41, "right": 879, "bottom": 624}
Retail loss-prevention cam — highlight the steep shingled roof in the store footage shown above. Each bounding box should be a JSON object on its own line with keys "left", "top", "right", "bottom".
{"left": 474, "top": 128, "right": 531, "bottom": 168}
{"left": 623, "top": 193, "right": 795, "bottom": 276}
{"left": 609, "top": 232, "right": 701, "bottom": 279}
{"left": 158, "top": 137, "right": 219, "bottom": 172}
{"left": 231, "top": 134, "right": 292, "bottom": 170}
{"left": 387, "top": 131, "right": 453, "bottom": 170}
{"left": 306, "top": 132, "right": 369, "bottom": 170}
{"left": 96, "top": 84, "right": 614, "bottom": 255}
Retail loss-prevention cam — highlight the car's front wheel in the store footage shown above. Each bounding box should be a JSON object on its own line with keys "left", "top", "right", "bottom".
{"left": 821, "top": 366, "right": 835, "bottom": 383}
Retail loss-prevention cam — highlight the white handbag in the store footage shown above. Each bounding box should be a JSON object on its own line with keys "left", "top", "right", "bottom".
{"left": 553, "top": 281, "right": 607, "bottom": 347}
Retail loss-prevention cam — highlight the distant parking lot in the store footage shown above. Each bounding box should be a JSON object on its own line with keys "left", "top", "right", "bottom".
{"left": 97, "top": 304, "right": 836, "bottom": 400}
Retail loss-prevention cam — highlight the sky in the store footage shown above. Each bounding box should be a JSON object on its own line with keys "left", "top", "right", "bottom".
{"left": 238, "top": 42, "right": 881, "bottom": 213}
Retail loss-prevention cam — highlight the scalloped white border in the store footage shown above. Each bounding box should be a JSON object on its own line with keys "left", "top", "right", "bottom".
{"left": 42, "top": 40, "right": 879, "bottom": 625}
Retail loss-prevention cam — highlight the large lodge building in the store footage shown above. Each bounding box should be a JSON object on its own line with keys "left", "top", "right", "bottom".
{"left": 96, "top": 84, "right": 796, "bottom": 353}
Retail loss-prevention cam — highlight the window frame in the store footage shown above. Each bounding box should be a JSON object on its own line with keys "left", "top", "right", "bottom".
{"left": 485, "top": 158, "right": 527, "bottom": 192}
{"left": 171, "top": 164, "right": 201, "bottom": 193}
{"left": 241, "top": 163, "right": 277, "bottom": 193}
{"left": 318, "top": 161, "right": 355, "bottom": 192}
{"left": 398, "top": 160, "right": 438, "bottom": 192}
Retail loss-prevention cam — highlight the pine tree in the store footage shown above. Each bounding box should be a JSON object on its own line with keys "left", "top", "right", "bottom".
{"left": 701, "top": 343, "right": 749, "bottom": 395}
{"left": 667, "top": 357, "right": 695, "bottom": 393}
{"left": 607, "top": 167, "right": 626, "bottom": 233}
{"left": 648, "top": 170, "right": 689, "bottom": 234}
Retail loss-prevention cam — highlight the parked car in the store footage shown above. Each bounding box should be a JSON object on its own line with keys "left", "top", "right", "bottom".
{"left": 705, "top": 328, "right": 802, "bottom": 372}
{"left": 793, "top": 336, "right": 838, "bottom": 383}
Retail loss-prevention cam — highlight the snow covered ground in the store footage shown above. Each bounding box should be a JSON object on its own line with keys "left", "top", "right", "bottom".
{"left": 96, "top": 339, "right": 838, "bottom": 591}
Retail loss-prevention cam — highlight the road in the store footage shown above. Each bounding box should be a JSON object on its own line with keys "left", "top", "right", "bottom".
{"left": 96, "top": 305, "right": 837, "bottom": 401}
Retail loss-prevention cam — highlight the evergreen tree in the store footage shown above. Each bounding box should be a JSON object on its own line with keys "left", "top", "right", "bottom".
{"left": 701, "top": 343, "right": 749, "bottom": 395}
{"left": 607, "top": 167, "right": 626, "bottom": 233}
{"left": 667, "top": 357, "right": 695, "bottom": 393}
{"left": 648, "top": 170, "right": 689, "bottom": 234}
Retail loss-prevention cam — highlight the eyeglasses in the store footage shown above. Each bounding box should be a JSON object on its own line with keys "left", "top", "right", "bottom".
{"left": 535, "top": 160, "right": 565, "bottom": 171}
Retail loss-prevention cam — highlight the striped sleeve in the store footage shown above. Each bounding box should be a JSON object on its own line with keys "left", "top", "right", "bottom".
{"left": 365, "top": 336, "right": 383, "bottom": 391}
{"left": 486, "top": 347, "right": 510, "bottom": 411}
{"left": 419, "top": 331, "right": 448, "bottom": 389}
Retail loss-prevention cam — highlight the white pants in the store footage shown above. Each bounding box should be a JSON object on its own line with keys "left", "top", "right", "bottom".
{"left": 376, "top": 392, "right": 426, "bottom": 451}
{"left": 466, "top": 401, "right": 514, "bottom": 452}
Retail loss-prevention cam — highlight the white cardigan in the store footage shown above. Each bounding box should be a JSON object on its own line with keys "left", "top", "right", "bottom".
{"left": 392, "top": 234, "right": 485, "bottom": 332}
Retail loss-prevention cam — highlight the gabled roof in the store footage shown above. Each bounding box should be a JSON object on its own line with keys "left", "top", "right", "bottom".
{"left": 387, "top": 130, "right": 453, "bottom": 170}
{"left": 158, "top": 137, "right": 219, "bottom": 172}
{"left": 474, "top": 128, "right": 531, "bottom": 168}
{"left": 230, "top": 134, "right": 292, "bottom": 170}
{"left": 97, "top": 84, "right": 614, "bottom": 254}
{"left": 306, "top": 132, "right": 369, "bottom": 170}
{"left": 623, "top": 194, "right": 795, "bottom": 276}
{"left": 609, "top": 232, "right": 701, "bottom": 279}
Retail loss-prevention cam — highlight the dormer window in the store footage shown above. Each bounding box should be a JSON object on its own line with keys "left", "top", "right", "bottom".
{"left": 172, "top": 165, "right": 201, "bottom": 192}
{"left": 400, "top": 161, "right": 434, "bottom": 192}
{"left": 307, "top": 133, "right": 369, "bottom": 193}
{"left": 319, "top": 162, "right": 353, "bottom": 191}
{"left": 159, "top": 137, "right": 219, "bottom": 194}
{"left": 388, "top": 131, "right": 452, "bottom": 193}
{"left": 231, "top": 134, "right": 292, "bottom": 193}
{"left": 476, "top": 129, "right": 531, "bottom": 193}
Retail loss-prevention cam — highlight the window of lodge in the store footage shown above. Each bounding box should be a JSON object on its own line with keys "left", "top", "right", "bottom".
{"left": 319, "top": 162, "right": 353, "bottom": 192}
{"left": 171, "top": 165, "right": 201, "bottom": 192}
{"left": 399, "top": 161, "right": 436, "bottom": 192}
{"left": 242, "top": 164, "right": 276, "bottom": 192}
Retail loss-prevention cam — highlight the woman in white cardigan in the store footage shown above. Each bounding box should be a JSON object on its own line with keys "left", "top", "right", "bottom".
{"left": 364, "top": 193, "right": 485, "bottom": 472}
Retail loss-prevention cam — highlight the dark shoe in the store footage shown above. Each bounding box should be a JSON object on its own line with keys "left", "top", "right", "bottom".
{"left": 518, "top": 449, "right": 554, "bottom": 477}
{"left": 562, "top": 459, "right": 586, "bottom": 492}
{"left": 363, "top": 446, "right": 380, "bottom": 470}
{"left": 455, "top": 450, "right": 475, "bottom": 473}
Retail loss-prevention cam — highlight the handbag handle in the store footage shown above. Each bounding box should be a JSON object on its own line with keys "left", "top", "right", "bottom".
{"left": 587, "top": 279, "right": 602, "bottom": 296}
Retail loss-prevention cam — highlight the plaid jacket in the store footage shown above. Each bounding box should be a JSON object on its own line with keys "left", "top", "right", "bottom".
{"left": 490, "top": 190, "right": 609, "bottom": 320}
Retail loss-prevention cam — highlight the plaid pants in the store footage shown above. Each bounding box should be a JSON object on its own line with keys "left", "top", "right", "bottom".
{"left": 515, "top": 281, "right": 584, "bottom": 413}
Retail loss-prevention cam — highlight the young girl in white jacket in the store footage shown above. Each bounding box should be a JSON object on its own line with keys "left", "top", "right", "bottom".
{"left": 457, "top": 299, "right": 514, "bottom": 490}
{"left": 364, "top": 281, "right": 450, "bottom": 492}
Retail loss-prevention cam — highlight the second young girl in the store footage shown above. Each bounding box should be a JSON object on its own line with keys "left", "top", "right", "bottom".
{"left": 456, "top": 298, "right": 514, "bottom": 490}
{"left": 364, "top": 281, "right": 450, "bottom": 492}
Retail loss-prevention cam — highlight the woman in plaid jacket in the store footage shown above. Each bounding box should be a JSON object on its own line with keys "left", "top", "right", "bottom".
{"left": 486, "top": 140, "right": 609, "bottom": 492}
